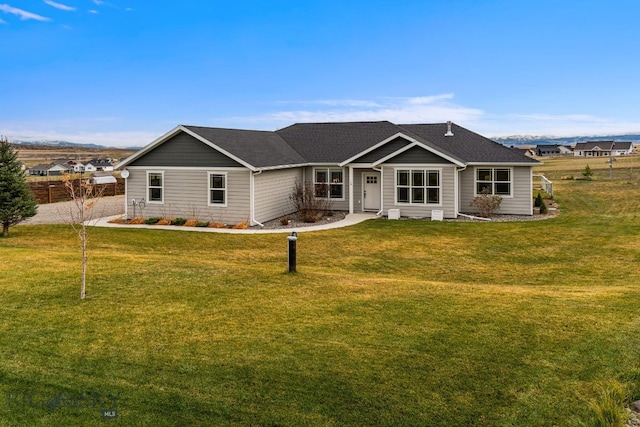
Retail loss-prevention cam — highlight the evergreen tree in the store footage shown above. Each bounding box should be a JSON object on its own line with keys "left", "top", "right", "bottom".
{"left": 0, "top": 137, "right": 37, "bottom": 237}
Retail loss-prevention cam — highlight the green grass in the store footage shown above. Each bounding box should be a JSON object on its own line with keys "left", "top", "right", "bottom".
{"left": 1, "top": 159, "right": 640, "bottom": 425}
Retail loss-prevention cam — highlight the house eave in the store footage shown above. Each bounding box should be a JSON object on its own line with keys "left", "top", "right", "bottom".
{"left": 467, "top": 161, "right": 541, "bottom": 166}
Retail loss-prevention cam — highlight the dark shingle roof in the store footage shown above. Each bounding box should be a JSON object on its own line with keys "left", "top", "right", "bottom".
{"left": 183, "top": 125, "right": 306, "bottom": 168}
{"left": 276, "top": 121, "right": 403, "bottom": 163}
{"left": 123, "top": 121, "right": 540, "bottom": 169}
{"left": 398, "top": 123, "right": 538, "bottom": 164}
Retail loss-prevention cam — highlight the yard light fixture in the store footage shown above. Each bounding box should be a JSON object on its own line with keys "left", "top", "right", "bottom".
{"left": 288, "top": 231, "right": 297, "bottom": 273}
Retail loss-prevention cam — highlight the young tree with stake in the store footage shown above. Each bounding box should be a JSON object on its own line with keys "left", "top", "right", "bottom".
{"left": 61, "top": 173, "right": 107, "bottom": 299}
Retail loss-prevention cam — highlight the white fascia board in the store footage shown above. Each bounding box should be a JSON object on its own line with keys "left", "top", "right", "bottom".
{"left": 467, "top": 162, "right": 539, "bottom": 167}
{"left": 339, "top": 132, "right": 410, "bottom": 167}
{"left": 125, "top": 166, "right": 248, "bottom": 171}
{"left": 115, "top": 125, "right": 184, "bottom": 169}
{"left": 371, "top": 140, "right": 465, "bottom": 167}
{"left": 255, "top": 163, "right": 310, "bottom": 172}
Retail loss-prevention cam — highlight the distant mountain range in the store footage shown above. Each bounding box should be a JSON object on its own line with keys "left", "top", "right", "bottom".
{"left": 493, "top": 134, "right": 640, "bottom": 147}
{"left": 10, "top": 133, "right": 640, "bottom": 150}
{"left": 10, "top": 139, "right": 108, "bottom": 149}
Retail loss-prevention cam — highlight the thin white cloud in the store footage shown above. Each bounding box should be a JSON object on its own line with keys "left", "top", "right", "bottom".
{"left": 88, "top": 9, "right": 98, "bottom": 14}
{"left": 229, "top": 95, "right": 484, "bottom": 128}
{"left": 0, "top": 17, "right": 6, "bottom": 24}
{"left": 219, "top": 95, "right": 640, "bottom": 137}
{"left": 0, "top": 3, "right": 50, "bottom": 21}
{"left": 92, "top": 0, "right": 103, "bottom": 4}
{"left": 44, "top": 0, "right": 75, "bottom": 11}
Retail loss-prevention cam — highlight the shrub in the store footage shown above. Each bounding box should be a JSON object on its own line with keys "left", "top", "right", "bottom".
{"left": 196, "top": 221, "right": 210, "bottom": 227}
{"left": 280, "top": 216, "right": 292, "bottom": 226}
{"left": 171, "top": 217, "right": 187, "bottom": 226}
{"left": 108, "top": 217, "right": 125, "bottom": 224}
{"left": 582, "top": 164, "right": 594, "bottom": 179}
{"left": 534, "top": 193, "right": 543, "bottom": 208}
{"left": 208, "top": 221, "right": 225, "bottom": 228}
{"left": 128, "top": 217, "right": 145, "bottom": 225}
{"left": 231, "top": 220, "right": 248, "bottom": 229}
{"left": 539, "top": 199, "right": 548, "bottom": 214}
{"left": 470, "top": 188, "right": 502, "bottom": 218}
{"left": 145, "top": 217, "right": 161, "bottom": 225}
{"left": 184, "top": 219, "right": 198, "bottom": 227}
{"left": 156, "top": 218, "right": 172, "bottom": 225}
{"left": 289, "top": 179, "right": 333, "bottom": 223}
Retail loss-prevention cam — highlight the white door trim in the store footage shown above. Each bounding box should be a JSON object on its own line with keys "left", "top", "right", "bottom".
{"left": 362, "top": 171, "right": 381, "bottom": 211}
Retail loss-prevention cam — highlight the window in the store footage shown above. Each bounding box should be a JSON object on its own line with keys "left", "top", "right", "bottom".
{"left": 208, "top": 172, "right": 226, "bottom": 205}
{"left": 476, "top": 168, "right": 511, "bottom": 195}
{"left": 314, "top": 168, "right": 344, "bottom": 199}
{"left": 396, "top": 169, "right": 440, "bottom": 204}
{"left": 147, "top": 171, "right": 164, "bottom": 203}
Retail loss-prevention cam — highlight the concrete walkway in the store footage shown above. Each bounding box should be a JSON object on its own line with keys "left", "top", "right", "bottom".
{"left": 91, "top": 212, "right": 379, "bottom": 234}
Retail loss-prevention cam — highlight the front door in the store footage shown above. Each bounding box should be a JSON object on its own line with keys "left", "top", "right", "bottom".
{"left": 363, "top": 172, "right": 381, "bottom": 211}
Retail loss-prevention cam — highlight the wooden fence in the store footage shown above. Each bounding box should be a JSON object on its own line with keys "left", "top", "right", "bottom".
{"left": 29, "top": 179, "right": 125, "bottom": 204}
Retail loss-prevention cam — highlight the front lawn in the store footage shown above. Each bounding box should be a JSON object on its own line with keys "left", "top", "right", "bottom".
{"left": 1, "top": 162, "right": 639, "bottom": 425}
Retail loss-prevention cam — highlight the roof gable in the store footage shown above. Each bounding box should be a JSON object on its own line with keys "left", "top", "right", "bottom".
{"left": 129, "top": 130, "right": 244, "bottom": 168}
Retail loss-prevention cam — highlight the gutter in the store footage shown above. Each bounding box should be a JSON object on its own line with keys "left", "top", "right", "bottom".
{"left": 250, "top": 170, "right": 264, "bottom": 227}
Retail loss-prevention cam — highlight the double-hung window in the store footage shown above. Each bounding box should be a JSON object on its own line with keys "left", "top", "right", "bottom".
{"left": 396, "top": 169, "right": 440, "bottom": 204}
{"left": 147, "top": 171, "right": 164, "bottom": 203}
{"left": 476, "top": 168, "right": 511, "bottom": 196}
{"left": 208, "top": 172, "right": 227, "bottom": 206}
{"left": 314, "top": 168, "right": 344, "bottom": 199}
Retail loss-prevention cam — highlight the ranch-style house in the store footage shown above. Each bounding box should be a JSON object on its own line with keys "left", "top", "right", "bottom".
{"left": 116, "top": 121, "right": 540, "bottom": 225}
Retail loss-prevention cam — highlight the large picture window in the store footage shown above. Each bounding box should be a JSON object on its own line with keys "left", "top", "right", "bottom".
{"left": 208, "top": 172, "right": 227, "bottom": 205}
{"left": 314, "top": 168, "right": 344, "bottom": 199}
{"left": 396, "top": 169, "right": 440, "bottom": 204}
{"left": 147, "top": 171, "right": 164, "bottom": 203}
{"left": 476, "top": 168, "right": 511, "bottom": 195}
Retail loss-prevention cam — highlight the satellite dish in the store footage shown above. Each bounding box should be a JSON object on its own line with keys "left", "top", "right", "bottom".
{"left": 120, "top": 170, "right": 130, "bottom": 178}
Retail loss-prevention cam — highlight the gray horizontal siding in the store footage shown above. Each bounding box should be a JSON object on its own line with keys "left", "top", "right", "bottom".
{"left": 459, "top": 166, "right": 533, "bottom": 215}
{"left": 130, "top": 132, "right": 243, "bottom": 168}
{"left": 254, "top": 168, "right": 303, "bottom": 222}
{"left": 125, "top": 168, "right": 251, "bottom": 224}
{"left": 381, "top": 165, "right": 457, "bottom": 218}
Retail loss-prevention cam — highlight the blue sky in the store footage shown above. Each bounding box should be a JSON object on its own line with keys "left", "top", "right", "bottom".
{"left": 1, "top": 0, "right": 639, "bottom": 147}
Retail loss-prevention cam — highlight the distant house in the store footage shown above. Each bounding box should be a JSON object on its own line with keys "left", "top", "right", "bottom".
{"left": 28, "top": 163, "right": 70, "bottom": 176}
{"left": 535, "top": 144, "right": 572, "bottom": 156}
{"left": 573, "top": 141, "right": 633, "bottom": 157}
{"left": 117, "top": 121, "right": 541, "bottom": 224}
{"left": 85, "top": 158, "right": 114, "bottom": 172}
{"left": 63, "top": 159, "right": 85, "bottom": 172}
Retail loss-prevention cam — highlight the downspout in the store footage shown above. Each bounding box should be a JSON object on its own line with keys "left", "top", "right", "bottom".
{"left": 250, "top": 170, "right": 264, "bottom": 227}
{"left": 373, "top": 166, "right": 383, "bottom": 216}
{"left": 348, "top": 166, "right": 354, "bottom": 214}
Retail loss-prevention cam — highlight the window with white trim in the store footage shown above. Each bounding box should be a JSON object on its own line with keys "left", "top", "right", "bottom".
{"left": 476, "top": 168, "right": 511, "bottom": 195}
{"left": 314, "top": 168, "right": 344, "bottom": 199}
{"left": 208, "top": 172, "right": 227, "bottom": 205}
{"left": 396, "top": 169, "right": 440, "bottom": 204}
{"left": 147, "top": 171, "right": 164, "bottom": 203}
